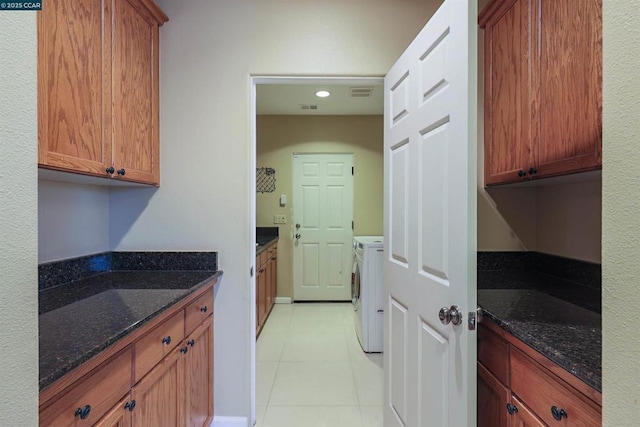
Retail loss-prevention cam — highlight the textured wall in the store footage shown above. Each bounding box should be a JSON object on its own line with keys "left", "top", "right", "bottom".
{"left": 0, "top": 12, "right": 39, "bottom": 427}
{"left": 38, "top": 181, "right": 110, "bottom": 263}
{"left": 602, "top": 1, "right": 640, "bottom": 423}
{"left": 536, "top": 180, "right": 601, "bottom": 264}
{"left": 256, "top": 115, "right": 384, "bottom": 299}
{"left": 113, "top": 0, "right": 440, "bottom": 419}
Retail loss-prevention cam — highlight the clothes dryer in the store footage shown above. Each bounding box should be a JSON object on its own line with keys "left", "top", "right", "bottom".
{"left": 352, "top": 236, "right": 384, "bottom": 353}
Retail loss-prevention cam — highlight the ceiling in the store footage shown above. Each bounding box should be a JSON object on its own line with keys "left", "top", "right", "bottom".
{"left": 256, "top": 83, "right": 383, "bottom": 115}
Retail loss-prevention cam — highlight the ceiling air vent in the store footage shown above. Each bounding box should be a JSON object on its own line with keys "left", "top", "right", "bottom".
{"left": 300, "top": 105, "right": 318, "bottom": 110}
{"left": 350, "top": 87, "right": 374, "bottom": 98}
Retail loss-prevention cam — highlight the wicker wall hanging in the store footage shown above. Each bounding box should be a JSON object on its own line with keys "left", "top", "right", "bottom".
{"left": 256, "top": 167, "right": 276, "bottom": 193}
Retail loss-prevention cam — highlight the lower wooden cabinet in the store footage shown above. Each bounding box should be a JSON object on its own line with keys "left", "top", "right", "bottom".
{"left": 510, "top": 396, "right": 546, "bottom": 427}
{"left": 132, "top": 346, "right": 183, "bottom": 427}
{"left": 478, "top": 363, "right": 510, "bottom": 427}
{"left": 256, "top": 242, "right": 277, "bottom": 337}
{"left": 95, "top": 395, "right": 133, "bottom": 427}
{"left": 39, "top": 282, "right": 216, "bottom": 427}
{"left": 185, "top": 318, "right": 214, "bottom": 427}
{"left": 477, "top": 319, "right": 601, "bottom": 426}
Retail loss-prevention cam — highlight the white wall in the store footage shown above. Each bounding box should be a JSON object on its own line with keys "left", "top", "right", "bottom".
{"left": 0, "top": 12, "right": 39, "bottom": 427}
{"left": 602, "top": 1, "right": 640, "bottom": 423}
{"left": 109, "top": 0, "right": 441, "bottom": 419}
{"left": 38, "top": 181, "right": 110, "bottom": 263}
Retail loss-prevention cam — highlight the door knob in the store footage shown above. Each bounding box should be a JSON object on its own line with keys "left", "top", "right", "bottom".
{"left": 295, "top": 233, "right": 301, "bottom": 240}
{"left": 438, "top": 307, "right": 451, "bottom": 325}
{"left": 439, "top": 305, "right": 462, "bottom": 326}
{"left": 296, "top": 223, "right": 301, "bottom": 229}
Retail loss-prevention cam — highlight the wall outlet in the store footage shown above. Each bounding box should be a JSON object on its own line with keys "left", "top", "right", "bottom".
{"left": 273, "top": 214, "right": 287, "bottom": 224}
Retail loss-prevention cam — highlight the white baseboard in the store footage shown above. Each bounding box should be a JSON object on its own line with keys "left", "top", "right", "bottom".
{"left": 275, "top": 297, "right": 292, "bottom": 304}
{"left": 211, "top": 415, "right": 249, "bottom": 427}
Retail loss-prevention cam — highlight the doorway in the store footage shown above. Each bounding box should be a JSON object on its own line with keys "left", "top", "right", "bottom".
{"left": 251, "top": 77, "right": 384, "bottom": 426}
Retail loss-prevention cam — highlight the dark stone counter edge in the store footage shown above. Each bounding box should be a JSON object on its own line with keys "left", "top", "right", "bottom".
{"left": 256, "top": 237, "right": 279, "bottom": 256}
{"left": 39, "top": 270, "right": 223, "bottom": 391}
{"left": 480, "top": 307, "right": 601, "bottom": 393}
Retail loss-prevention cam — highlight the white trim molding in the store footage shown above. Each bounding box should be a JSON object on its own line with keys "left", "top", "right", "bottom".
{"left": 211, "top": 415, "right": 249, "bottom": 427}
{"left": 274, "top": 297, "right": 292, "bottom": 304}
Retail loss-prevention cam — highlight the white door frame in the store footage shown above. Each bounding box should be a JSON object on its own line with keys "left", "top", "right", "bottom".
{"left": 249, "top": 76, "right": 383, "bottom": 426}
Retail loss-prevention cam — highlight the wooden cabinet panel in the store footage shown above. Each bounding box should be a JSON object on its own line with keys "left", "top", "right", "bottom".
{"left": 478, "top": 322, "right": 510, "bottom": 386}
{"left": 258, "top": 266, "right": 267, "bottom": 327}
{"left": 94, "top": 395, "right": 133, "bottom": 427}
{"left": 185, "top": 287, "right": 213, "bottom": 336}
{"left": 478, "top": 363, "right": 510, "bottom": 427}
{"left": 40, "top": 348, "right": 132, "bottom": 426}
{"left": 480, "top": 0, "right": 602, "bottom": 186}
{"left": 112, "top": 0, "right": 159, "bottom": 184}
{"left": 132, "top": 346, "right": 184, "bottom": 427}
{"left": 38, "top": 0, "right": 112, "bottom": 176}
{"left": 185, "top": 318, "right": 214, "bottom": 427}
{"left": 483, "top": 0, "right": 536, "bottom": 185}
{"left": 510, "top": 396, "right": 546, "bottom": 427}
{"left": 536, "top": 0, "right": 602, "bottom": 177}
{"left": 38, "top": 0, "right": 166, "bottom": 184}
{"left": 134, "top": 310, "right": 184, "bottom": 383}
{"left": 510, "top": 347, "right": 601, "bottom": 426}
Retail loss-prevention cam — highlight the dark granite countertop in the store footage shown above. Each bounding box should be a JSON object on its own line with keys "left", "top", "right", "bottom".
{"left": 256, "top": 236, "right": 278, "bottom": 256}
{"left": 478, "top": 270, "right": 601, "bottom": 392}
{"left": 38, "top": 252, "right": 221, "bottom": 391}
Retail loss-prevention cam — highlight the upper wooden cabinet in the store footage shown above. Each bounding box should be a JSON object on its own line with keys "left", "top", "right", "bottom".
{"left": 38, "top": 0, "right": 167, "bottom": 185}
{"left": 480, "top": 0, "right": 602, "bottom": 186}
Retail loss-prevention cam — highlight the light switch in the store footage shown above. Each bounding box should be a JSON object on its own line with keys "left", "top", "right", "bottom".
{"left": 274, "top": 214, "right": 287, "bottom": 224}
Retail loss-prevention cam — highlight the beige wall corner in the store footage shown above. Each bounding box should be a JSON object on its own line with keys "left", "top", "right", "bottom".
{"left": 0, "top": 13, "right": 39, "bottom": 427}
{"left": 256, "top": 115, "right": 383, "bottom": 299}
{"left": 602, "top": 0, "right": 640, "bottom": 423}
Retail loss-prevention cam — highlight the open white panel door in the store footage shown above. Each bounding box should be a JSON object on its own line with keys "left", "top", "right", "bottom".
{"left": 383, "top": 1, "right": 477, "bottom": 426}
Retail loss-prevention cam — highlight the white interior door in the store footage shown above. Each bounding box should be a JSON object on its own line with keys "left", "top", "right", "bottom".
{"left": 383, "top": 1, "right": 477, "bottom": 426}
{"left": 293, "top": 153, "right": 354, "bottom": 301}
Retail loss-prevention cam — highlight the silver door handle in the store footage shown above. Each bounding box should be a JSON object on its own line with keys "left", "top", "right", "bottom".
{"left": 439, "top": 305, "right": 462, "bottom": 326}
{"left": 295, "top": 233, "right": 301, "bottom": 240}
{"left": 296, "top": 223, "right": 301, "bottom": 229}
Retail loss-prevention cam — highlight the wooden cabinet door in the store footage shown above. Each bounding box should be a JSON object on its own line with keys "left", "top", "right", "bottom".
{"left": 481, "top": 0, "right": 536, "bottom": 185}
{"left": 257, "top": 266, "right": 267, "bottom": 328}
{"left": 510, "top": 396, "right": 546, "bottom": 427}
{"left": 535, "top": 0, "right": 602, "bottom": 178}
{"left": 112, "top": 0, "right": 160, "bottom": 184}
{"left": 95, "top": 395, "right": 133, "bottom": 427}
{"left": 265, "top": 256, "right": 273, "bottom": 311}
{"left": 38, "top": 0, "right": 112, "bottom": 176}
{"left": 271, "top": 252, "right": 277, "bottom": 307}
{"left": 184, "top": 318, "right": 214, "bottom": 427}
{"left": 132, "top": 346, "right": 184, "bottom": 427}
{"left": 478, "top": 363, "right": 510, "bottom": 427}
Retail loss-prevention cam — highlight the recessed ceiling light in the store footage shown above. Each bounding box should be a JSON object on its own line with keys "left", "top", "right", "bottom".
{"left": 315, "top": 90, "right": 331, "bottom": 98}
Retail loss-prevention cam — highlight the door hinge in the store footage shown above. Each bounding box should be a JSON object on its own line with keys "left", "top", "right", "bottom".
{"left": 250, "top": 266, "right": 254, "bottom": 277}
{"left": 352, "top": 221, "right": 354, "bottom": 230}
{"left": 352, "top": 166, "right": 354, "bottom": 175}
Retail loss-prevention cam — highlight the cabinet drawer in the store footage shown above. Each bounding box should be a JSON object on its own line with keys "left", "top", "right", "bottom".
{"left": 40, "top": 348, "right": 132, "bottom": 426}
{"left": 478, "top": 324, "right": 509, "bottom": 386}
{"left": 185, "top": 286, "right": 214, "bottom": 335}
{"left": 510, "top": 348, "right": 601, "bottom": 426}
{"left": 135, "top": 311, "right": 184, "bottom": 382}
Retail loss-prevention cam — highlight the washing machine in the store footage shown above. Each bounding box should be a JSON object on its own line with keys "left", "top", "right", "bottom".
{"left": 352, "top": 236, "right": 384, "bottom": 353}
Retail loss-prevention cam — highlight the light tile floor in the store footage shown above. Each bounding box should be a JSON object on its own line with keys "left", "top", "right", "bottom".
{"left": 256, "top": 302, "right": 383, "bottom": 427}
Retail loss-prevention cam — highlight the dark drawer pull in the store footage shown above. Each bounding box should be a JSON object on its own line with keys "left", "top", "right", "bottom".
{"left": 180, "top": 346, "right": 189, "bottom": 354}
{"left": 74, "top": 405, "right": 91, "bottom": 420}
{"left": 506, "top": 403, "right": 518, "bottom": 415}
{"left": 551, "top": 406, "right": 567, "bottom": 421}
{"left": 187, "top": 339, "right": 195, "bottom": 347}
{"left": 162, "top": 336, "right": 172, "bottom": 345}
{"left": 124, "top": 400, "right": 136, "bottom": 412}
{"left": 200, "top": 306, "right": 208, "bottom": 313}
